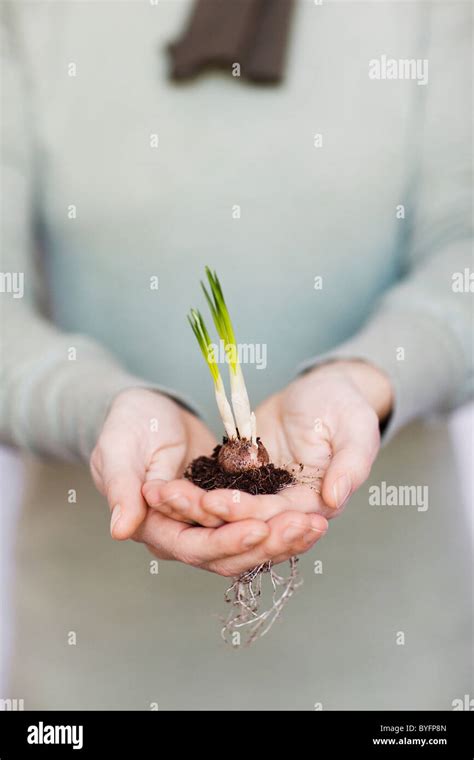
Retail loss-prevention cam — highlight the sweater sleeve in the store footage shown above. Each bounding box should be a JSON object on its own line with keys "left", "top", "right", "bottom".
{"left": 0, "top": 5, "right": 196, "bottom": 463}
{"left": 299, "top": 3, "right": 473, "bottom": 442}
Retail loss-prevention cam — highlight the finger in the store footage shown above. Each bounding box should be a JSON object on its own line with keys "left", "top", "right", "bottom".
{"left": 144, "top": 443, "right": 187, "bottom": 482}
{"left": 322, "top": 406, "right": 380, "bottom": 510}
{"left": 105, "top": 469, "right": 148, "bottom": 540}
{"left": 136, "top": 510, "right": 270, "bottom": 565}
{"left": 201, "top": 483, "right": 323, "bottom": 523}
{"left": 142, "top": 479, "right": 223, "bottom": 528}
{"left": 206, "top": 511, "right": 328, "bottom": 577}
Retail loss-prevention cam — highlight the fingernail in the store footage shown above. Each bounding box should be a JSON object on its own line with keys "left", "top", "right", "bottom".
{"left": 168, "top": 495, "right": 190, "bottom": 510}
{"left": 309, "top": 516, "right": 328, "bottom": 534}
{"left": 303, "top": 528, "right": 321, "bottom": 545}
{"left": 333, "top": 474, "right": 351, "bottom": 509}
{"left": 110, "top": 504, "right": 122, "bottom": 536}
{"left": 283, "top": 523, "right": 305, "bottom": 543}
{"left": 242, "top": 530, "right": 267, "bottom": 549}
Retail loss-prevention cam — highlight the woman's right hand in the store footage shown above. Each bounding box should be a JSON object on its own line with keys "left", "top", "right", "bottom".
{"left": 90, "top": 388, "right": 327, "bottom": 576}
{"left": 90, "top": 388, "right": 213, "bottom": 535}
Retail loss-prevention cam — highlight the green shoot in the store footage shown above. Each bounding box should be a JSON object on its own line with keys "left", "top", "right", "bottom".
{"left": 187, "top": 309, "right": 219, "bottom": 383}
{"left": 187, "top": 305, "right": 237, "bottom": 440}
{"left": 189, "top": 268, "right": 254, "bottom": 442}
{"left": 201, "top": 267, "right": 238, "bottom": 373}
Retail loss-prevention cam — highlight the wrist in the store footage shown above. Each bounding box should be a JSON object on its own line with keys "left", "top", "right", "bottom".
{"left": 112, "top": 386, "right": 197, "bottom": 417}
{"left": 336, "top": 360, "right": 394, "bottom": 421}
{"left": 307, "top": 360, "right": 394, "bottom": 422}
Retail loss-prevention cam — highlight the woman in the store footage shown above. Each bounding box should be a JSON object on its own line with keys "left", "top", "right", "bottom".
{"left": 1, "top": 0, "right": 472, "bottom": 709}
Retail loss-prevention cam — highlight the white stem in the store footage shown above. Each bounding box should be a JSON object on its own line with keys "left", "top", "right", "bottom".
{"left": 215, "top": 376, "right": 237, "bottom": 439}
{"left": 250, "top": 412, "right": 257, "bottom": 446}
{"left": 230, "top": 364, "right": 252, "bottom": 440}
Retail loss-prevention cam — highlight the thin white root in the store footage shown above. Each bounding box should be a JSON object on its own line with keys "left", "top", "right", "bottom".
{"left": 221, "top": 556, "right": 302, "bottom": 647}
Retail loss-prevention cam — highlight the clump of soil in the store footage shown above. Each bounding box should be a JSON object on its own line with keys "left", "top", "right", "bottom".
{"left": 185, "top": 440, "right": 295, "bottom": 494}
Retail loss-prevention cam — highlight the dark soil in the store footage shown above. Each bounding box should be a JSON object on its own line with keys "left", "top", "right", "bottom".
{"left": 185, "top": 442, "right": 295, "bottom": 495}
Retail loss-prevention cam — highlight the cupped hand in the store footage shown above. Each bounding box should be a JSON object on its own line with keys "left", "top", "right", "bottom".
{"left": 91, "top": 388, "right": 328, "bottom": 576}
{"left": 146, "top": 361, "right": 392, "bottom": 529}
{"left": 246, "top": 360, "right": 392, "bottom": 521}
{"left": 90, "top": 388, "right": 216, "bottom": 538}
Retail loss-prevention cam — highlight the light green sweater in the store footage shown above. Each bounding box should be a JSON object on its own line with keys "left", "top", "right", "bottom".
{"left": 1, "top": 0, "right": 472, "bottom": 459}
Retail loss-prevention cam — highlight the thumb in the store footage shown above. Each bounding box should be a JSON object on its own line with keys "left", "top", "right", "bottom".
{"left": 144, "top": 442, "right": 187, "bottom": 482}
{"left": 141, "top": 442, "right": 191, "bottom": 510}
{"left": 322, "top": 407, "right": 380, "bottom": 510}
{"left": 100, "top": 456, "right": 148, "bottom": 540}
{"left": 107, "top": 475, "right": 147, "bottom": 541}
